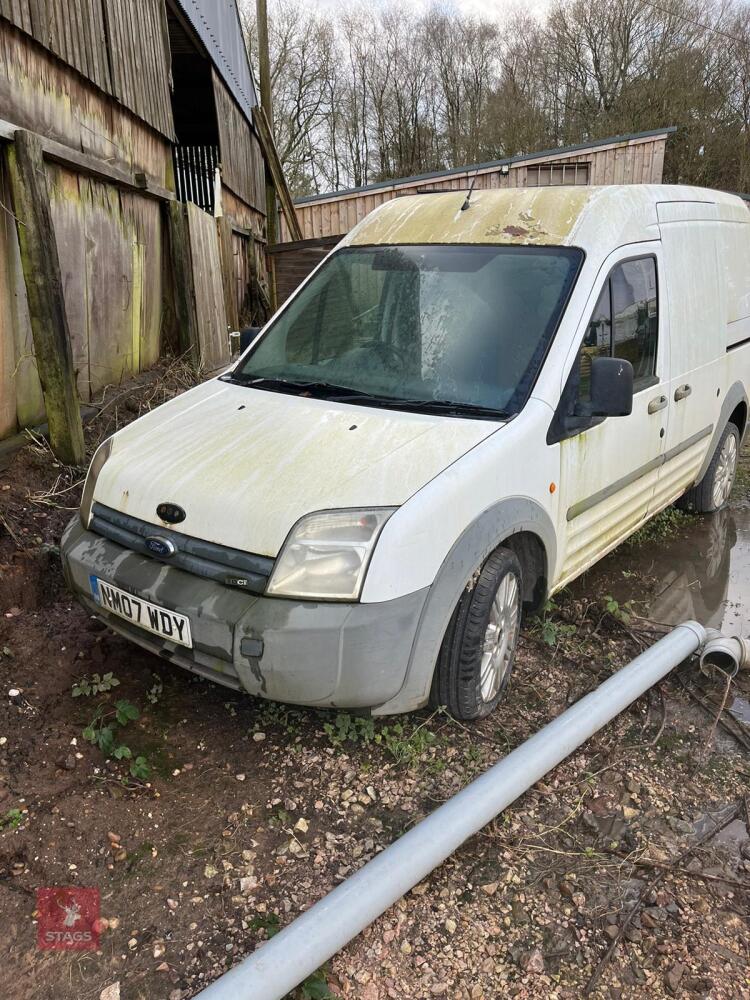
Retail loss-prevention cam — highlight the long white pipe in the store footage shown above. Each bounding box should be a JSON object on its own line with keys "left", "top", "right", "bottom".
{"left": 196, "top": 620, "right": 707, "bottom": 1000}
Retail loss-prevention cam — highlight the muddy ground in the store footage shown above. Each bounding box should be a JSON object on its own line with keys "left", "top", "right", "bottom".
{"left": 0, "top": 361, "right": 748, "bottom": 1000}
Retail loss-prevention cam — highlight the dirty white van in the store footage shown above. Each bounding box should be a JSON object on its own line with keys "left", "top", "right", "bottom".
{"left": 62, "top": 185, "right": 750, "bottom": 720}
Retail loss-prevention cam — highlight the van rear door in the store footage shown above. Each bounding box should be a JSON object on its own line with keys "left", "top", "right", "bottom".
{"left": 654, "top": 201, "right": 723, "bottom": 510}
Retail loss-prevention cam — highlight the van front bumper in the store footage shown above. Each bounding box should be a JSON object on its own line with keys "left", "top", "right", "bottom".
{"left": 61, "top": 517, "right": 428, "bottom": 710}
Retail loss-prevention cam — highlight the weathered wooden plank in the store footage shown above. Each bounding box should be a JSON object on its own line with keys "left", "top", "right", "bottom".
{"left": 102, "top": 0, "right": 175, "bottom": 139}
{"left": 5, "top": 131, "right": 84, "bottom": 463}
{"left": 3, "top": 0, "right": 32, "bottom": 35}
{"left": 84, "top": 176, "right": 136, "bottom": 389}
{"left": 217, "top": 214, "right": 239, "bottom": 332}
{"left": 186, "top": 202, "right": 229, "bottom": 371}
{"left": 252, "top": 103, "right": 302, "bottom": 242}
{"left": 0, "top": 150, "right": 43, "bottom": 430}
{"left": 650, "top": 139, "right": 666, "bottom": 184}
{"left": 166, "top": 201, "right": 199, "bottom": 364}
{"left": 69, "top": 0, "right": 89, "bottom": 80}
{"left": 28, "top": 0, "right": 49, "bottom": 48}
{"left": 47, "top": 164, "right": 90, "bottom": 401}
{"left": 0, "top": 157, "right": 18, "bottom": 436}
{"left": 33, "top": 124, "right": 174, "bottom": 201}
{"left": 124, "top": 193, "right": 162, "bottom": 371}
{"left": 213, "top": 70, "right": 263, "bottom": 213}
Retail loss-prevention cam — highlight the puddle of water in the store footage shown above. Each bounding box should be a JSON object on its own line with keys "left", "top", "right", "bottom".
{"left": 572, "top": 507, "right": 750, "bottom": 633}
{"left": 693, "top": 804, "right": 750, "bottom": 858}
{"left": 729, "top": 697, "right": 750, "bottom": 725}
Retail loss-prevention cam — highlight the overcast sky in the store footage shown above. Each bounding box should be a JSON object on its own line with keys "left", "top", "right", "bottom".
{"left": 305, "top": 0, "right": 552, "bottom": 23}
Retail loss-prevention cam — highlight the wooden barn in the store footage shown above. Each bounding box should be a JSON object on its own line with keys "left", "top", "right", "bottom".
{"left": 0, "top": 0, "right": 299, "bottom": 459}
{"left": 272, "top": 128, "right": 675, "bottom": 304}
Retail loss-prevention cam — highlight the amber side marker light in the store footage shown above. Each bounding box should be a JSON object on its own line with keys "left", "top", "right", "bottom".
{"left": 549, "top": 482, "right": 556, "bottom": 494}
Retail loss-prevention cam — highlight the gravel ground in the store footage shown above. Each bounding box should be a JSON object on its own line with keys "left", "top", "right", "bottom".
{"left": 0, "top": 361, "right": 748, "bottom": 1000}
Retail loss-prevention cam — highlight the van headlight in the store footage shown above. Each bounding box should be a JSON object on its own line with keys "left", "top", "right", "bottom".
{"left": 266, "top": 508, "right": 396, "bottom": 601}
{"left": 80, "top": 438, "right": 113, "bottom": 528}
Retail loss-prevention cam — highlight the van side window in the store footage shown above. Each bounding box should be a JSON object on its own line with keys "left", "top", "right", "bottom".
{"left": 577, "top": 256, "right": 658, "bottom": 402}
{"left": 611, "top": 258, "right": 658, "bottom": 387}
{"left": 578, "top": 283, "right": 611, "bottom": 401}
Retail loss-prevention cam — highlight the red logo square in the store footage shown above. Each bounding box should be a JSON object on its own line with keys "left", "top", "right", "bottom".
{"left": 36, "top": 887, "right": 100, "bottom": 950}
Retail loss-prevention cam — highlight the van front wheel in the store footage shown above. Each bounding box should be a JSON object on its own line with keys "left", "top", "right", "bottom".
{"left": 431, "top": 548, "right": 522, "bottom": 721}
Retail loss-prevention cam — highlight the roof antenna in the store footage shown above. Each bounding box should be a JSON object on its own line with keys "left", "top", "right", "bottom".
{"left": 461, "top": 171, "right": 478, "bottom": 211}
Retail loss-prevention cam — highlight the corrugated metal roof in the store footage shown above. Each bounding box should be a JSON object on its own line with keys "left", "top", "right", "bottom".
{"left": 175, "top": 0, "right": 257, "bottom": 120}
{"left": 294, "top": 127, "right": 678, "bottom": 205}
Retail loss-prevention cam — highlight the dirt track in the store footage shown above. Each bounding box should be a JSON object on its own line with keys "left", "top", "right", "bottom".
{"left": 0, "top": 362, "right": 748, "bottom": 1000}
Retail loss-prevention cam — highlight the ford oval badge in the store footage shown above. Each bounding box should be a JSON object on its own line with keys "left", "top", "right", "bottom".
{"left": 145, "top": 536, "right": 176, "bottom": 558}
{"left": 157, "top": 502, "right": 186, "bottom": 525}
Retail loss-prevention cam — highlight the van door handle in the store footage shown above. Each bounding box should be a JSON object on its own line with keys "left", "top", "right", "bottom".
{"left": 674, "top": 384, "right": 692, "bottom": 401}
{"left": 648, "top": 395, "right": 668, "bottom": 414}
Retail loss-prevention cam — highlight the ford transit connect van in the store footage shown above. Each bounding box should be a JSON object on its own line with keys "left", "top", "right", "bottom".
{"left": 62, "top": 185, "right": 750, "bottom": 719}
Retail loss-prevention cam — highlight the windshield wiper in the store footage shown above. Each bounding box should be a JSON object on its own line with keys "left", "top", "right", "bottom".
{"left": 222, "top": 373, "right": 358, "bottom": 396}
{"left": 223, "top": 373, "right": 508, "bottom": 419}
{"left": 329, "top": 389, "right": 509, "bottom": 419}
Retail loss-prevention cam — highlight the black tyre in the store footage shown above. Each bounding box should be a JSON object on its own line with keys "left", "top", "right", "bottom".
{"left": 677, "top": 423, "right": 740, "bottom": 514}
{"left": 430, "top": 547, "right": 522, "bottom": 721}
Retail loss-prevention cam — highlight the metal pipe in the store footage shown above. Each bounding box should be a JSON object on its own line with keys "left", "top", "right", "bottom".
{"left": 196, "top": 621, "right": 707, "bottom": 1000}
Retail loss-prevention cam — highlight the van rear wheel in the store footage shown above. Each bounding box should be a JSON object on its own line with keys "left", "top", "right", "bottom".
{"left": 431, "top": 548, "right": 522, "bottom": 721}
{"left": 677, "top": 423, "right": 740, "bottom": 514}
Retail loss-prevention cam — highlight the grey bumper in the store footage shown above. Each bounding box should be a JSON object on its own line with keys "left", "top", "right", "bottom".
{"left": 61, "top": 517, "right": 428, "bottom": 710}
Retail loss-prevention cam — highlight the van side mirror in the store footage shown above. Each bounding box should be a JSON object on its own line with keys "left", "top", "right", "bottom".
{"left": 239, "top": 326, "right": 262, "bottom": 353}
{"left": 590, "top": 356, "right": 633, "bottom": 417}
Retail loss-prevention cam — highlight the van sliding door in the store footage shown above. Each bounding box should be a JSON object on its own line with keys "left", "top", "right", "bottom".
{"left": 655, "top": 201, "right": 723, "bottom": 511}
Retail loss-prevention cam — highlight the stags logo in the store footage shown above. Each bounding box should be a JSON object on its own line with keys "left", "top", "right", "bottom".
{"left": 36, "top": 887, "right": 100, "bottom": 950}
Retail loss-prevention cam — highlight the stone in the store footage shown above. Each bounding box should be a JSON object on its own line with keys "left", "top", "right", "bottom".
{"left": 524, "top": 948, "right": 545, "bottom": 974}
{"left": 666, "top": 962, "right": 686, "bottom": 993}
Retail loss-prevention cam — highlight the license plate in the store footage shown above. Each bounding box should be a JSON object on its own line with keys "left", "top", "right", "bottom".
{"left": 89, "top": 576, "right": 192, "bottom": 648}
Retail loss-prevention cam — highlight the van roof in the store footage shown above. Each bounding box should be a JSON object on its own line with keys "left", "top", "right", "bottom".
{"left": 342, "top": 185, "right": 749, "bottom": 251}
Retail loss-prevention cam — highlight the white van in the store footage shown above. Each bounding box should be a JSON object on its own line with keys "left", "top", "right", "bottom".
{"left": 62, "top": 185, "right": 750, "bottom": 720}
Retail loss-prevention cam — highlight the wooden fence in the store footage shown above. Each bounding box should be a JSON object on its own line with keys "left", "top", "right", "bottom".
{"left": 268, "top": 235, "right": 339, "bottom": 305}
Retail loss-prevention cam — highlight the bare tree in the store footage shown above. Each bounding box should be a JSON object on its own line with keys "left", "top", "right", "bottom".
{"left": 242, "top": 0, "right": 750, "bottom": 197}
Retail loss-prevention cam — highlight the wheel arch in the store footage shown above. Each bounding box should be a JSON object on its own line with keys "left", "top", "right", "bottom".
{"left": 372, "top": 498, "right": 556, "bottom": 715}
{"left": 728, "top": 398, "right": 748, "bottom": 439}
{"left": 693, "top": 380, "right": 749, "bottom": 486}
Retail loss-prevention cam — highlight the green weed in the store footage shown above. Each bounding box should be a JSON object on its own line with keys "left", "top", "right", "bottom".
{"left": 602, "top": 594, "right": 633, "bottom": 625}
{"left": 532, "top": 598, "right": 577, "bottom": 647}
{"left": 627, "top": 506, "right": 688, "bottom": 546}
{"left": 72, "top": 672, "right": 120, "bottom": 697}
{"left": 82, "top": 699, "right": 152, "bottom": 781}
{"left": 146, "top": 676, "right": 163, "bottom": 705}
{"left": 322, "top": 712, "right": 438, "bottom": 766}
{"left": 0, "top": 808, "right": 23, "bottom": 830}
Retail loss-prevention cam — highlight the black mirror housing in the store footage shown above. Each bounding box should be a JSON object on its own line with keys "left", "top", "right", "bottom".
{"left": 590, "top": 356, "right": 634, "bottom": 417}
{"left": 239, "top": 326, "right": 262, "bottom": 353}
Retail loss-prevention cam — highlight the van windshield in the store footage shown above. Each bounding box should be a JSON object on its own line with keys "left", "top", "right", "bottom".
{"left": 231, "top": 244, "right": 583, "bottom": 418}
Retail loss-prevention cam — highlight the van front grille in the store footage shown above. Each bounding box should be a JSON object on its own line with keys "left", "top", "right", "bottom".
{"left": 90, "top": 502, "right": 274, "bottom": 594}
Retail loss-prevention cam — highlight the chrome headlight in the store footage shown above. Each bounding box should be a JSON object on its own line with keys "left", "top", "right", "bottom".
{"left": 266, "top": 508, "right": 396, "bottom": 601}
{"left": 80, "top": 438, "right": 113, "bottom": 528}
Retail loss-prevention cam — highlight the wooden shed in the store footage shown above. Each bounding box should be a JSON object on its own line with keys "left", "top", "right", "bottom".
{"left": 0, "top": 0, "right": 298, "bottom": 456}
{"left": 272, "top": 128, "right": 674, "bottom": 304}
